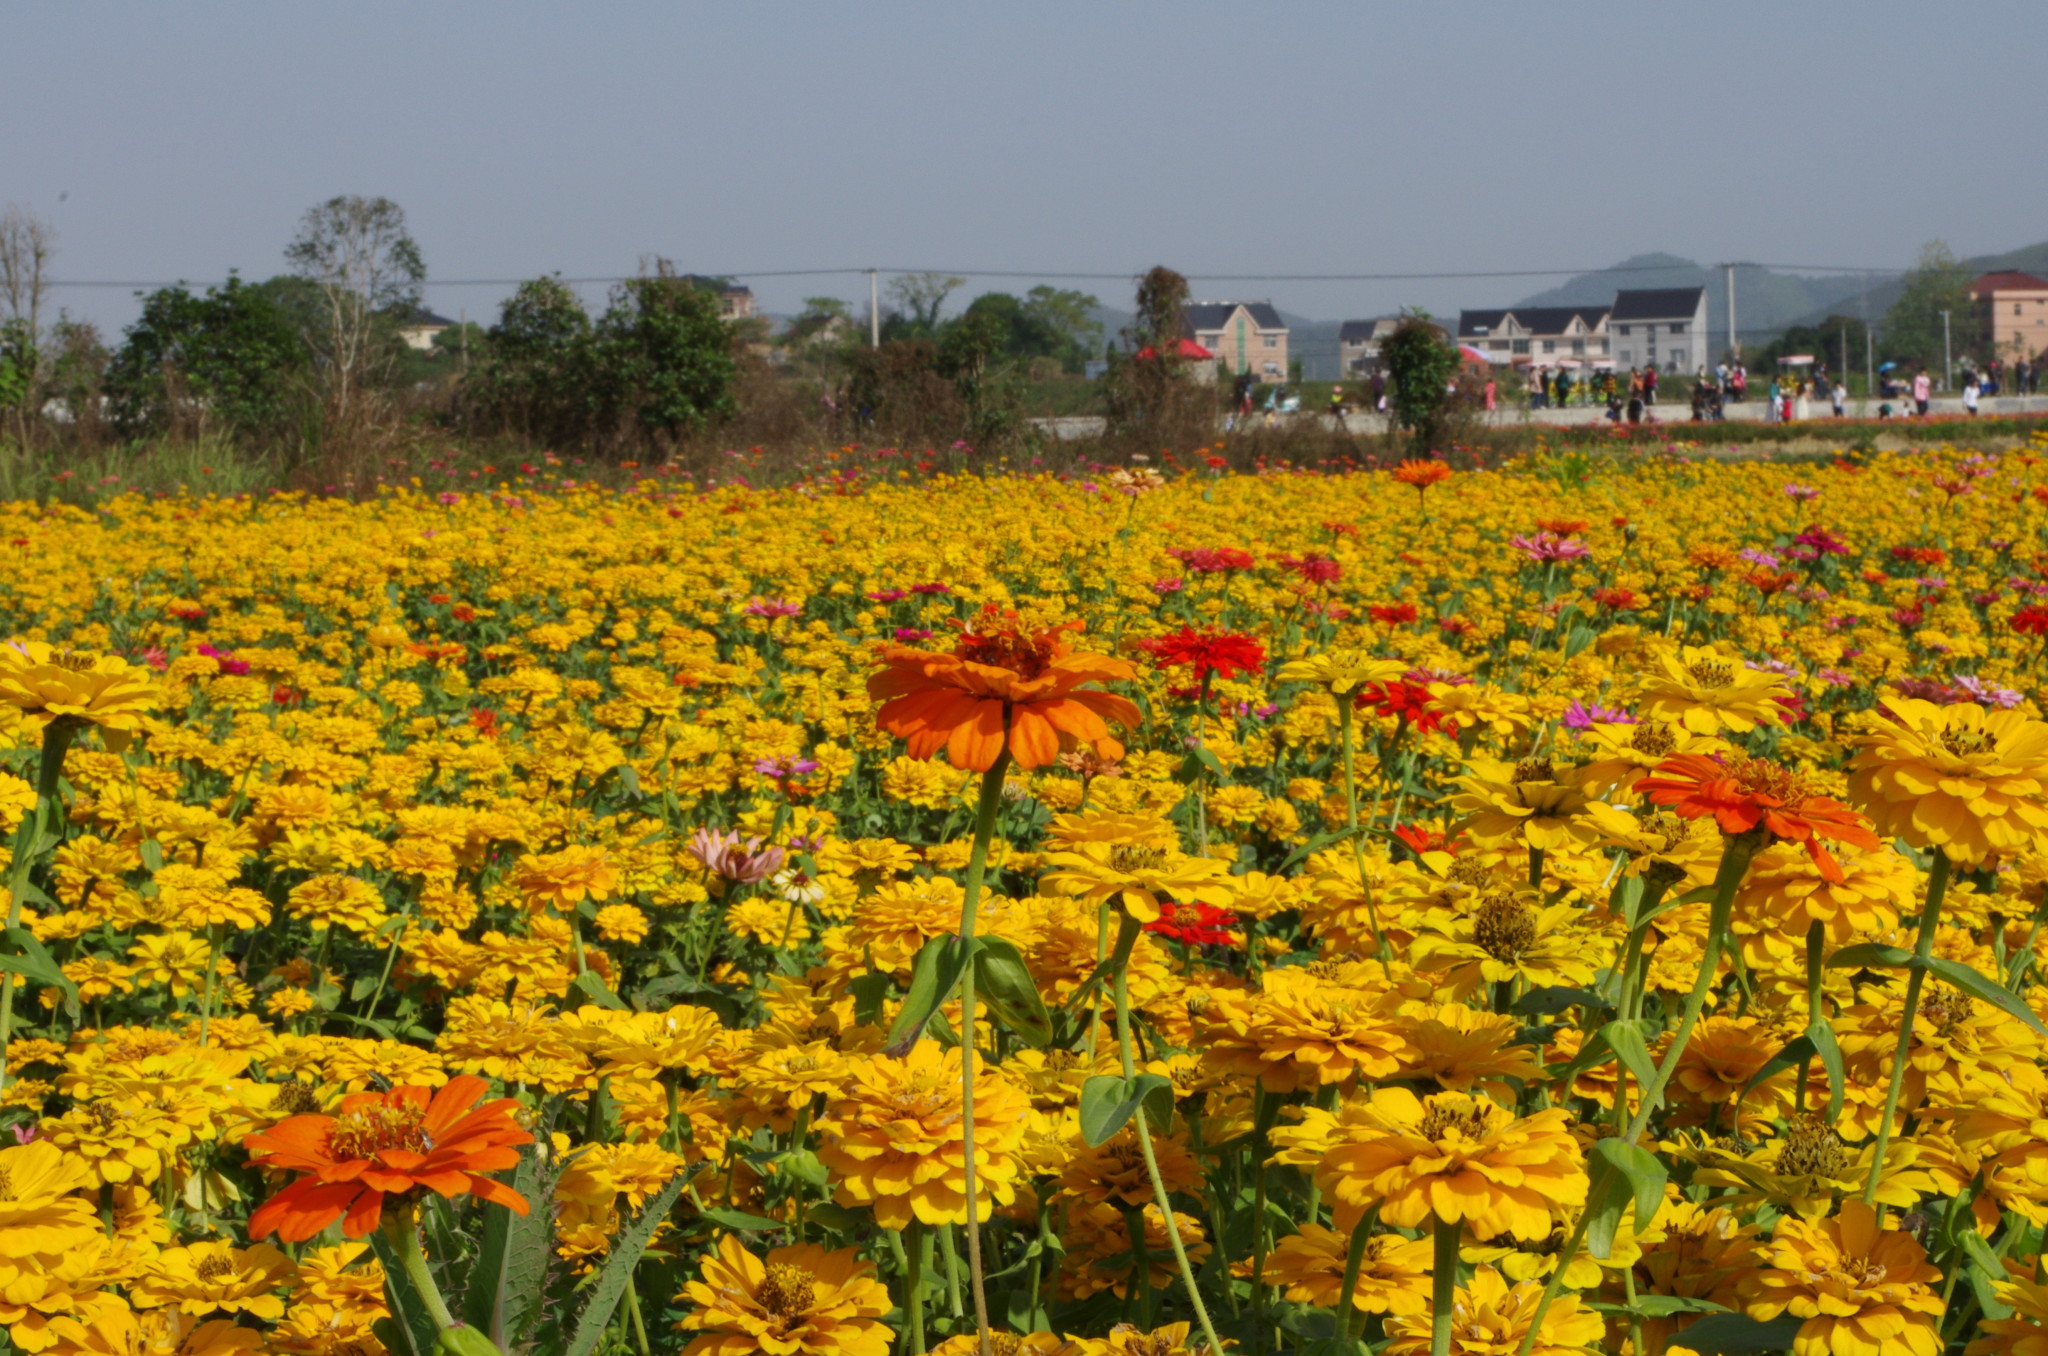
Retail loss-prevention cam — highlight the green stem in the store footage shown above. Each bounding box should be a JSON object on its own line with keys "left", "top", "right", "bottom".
{"left": 625, "top": 1274, "right": 652, "bottom": 1356}
{"left": 1335, "top": 700, "right": 1390, "bottom": 963}
{"left": 903, "top": 1220, "right": 928, "bottom": 1356}
{"left": 384, "top": 1202, "right": 458, "bottom": 1332}
{"left": 939, "top": 1223, "right": 964, "bottom": 1319}
{"left": 1797, "top": 918, "right": 1824, "bottom": 1114}
{"left": 1335, "top": 1208, "right": 1377, "bottom": 1340}
{"left": 1863, "top": 850, "right": 1952, "bottom": 1204}
{"left": 1621, "top": 831, "right": 1760, "bottom": 1144}
{"left": 0, "top": 719, "right": 78, "bottom": 1099}
{"left": 1429, "top": 1215, "right": 1460, "bottom": 1356}
{"left": 955, "top": 749, "right": 1010, "bottom": 1356}
{"left": 1107, "top": 908, "right": 1224, "bottom": 1356}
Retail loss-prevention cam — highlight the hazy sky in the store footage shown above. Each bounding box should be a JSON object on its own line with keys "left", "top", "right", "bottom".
{"left": 8, "top": 1, "right": 2045, "bottom": 337}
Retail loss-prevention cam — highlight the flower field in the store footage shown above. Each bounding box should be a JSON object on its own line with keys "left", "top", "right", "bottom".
{"left": 3, "top": 440, "right": 2048, "bottom": 1356}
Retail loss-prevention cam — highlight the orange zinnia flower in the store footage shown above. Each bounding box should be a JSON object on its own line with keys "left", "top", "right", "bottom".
{"left": 868, "top": 605, "right": 1141, "bottom": 771}
{"left": 245, "top": 1075, "right": 532, "bottom": 1241}
{"left": 1635, "top": 753, "right": 1878, "bottom": 882}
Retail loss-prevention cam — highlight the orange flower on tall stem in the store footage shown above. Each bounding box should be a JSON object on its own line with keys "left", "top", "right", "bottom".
{"left": 868, "top": 605, "right": 1141, "bottom": 770}
{"left": 1391, "top": 459, "right": 1452, "bottom": 509}
{"left": 1635, "top": 753, "right": 1878, "bottom": 882}
{"left": 245, "top": 1075, "right": 532, "bottom": 1241}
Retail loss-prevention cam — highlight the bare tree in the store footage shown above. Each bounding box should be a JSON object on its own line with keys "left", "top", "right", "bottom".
{"left": 0, "top": 205, "right": 56, "bottom": 446}
{"left": 885, "top": 273, "right": 965, "bottom": 334}
{"left": 284, "top": 195, "right": 425, "bottom": 429}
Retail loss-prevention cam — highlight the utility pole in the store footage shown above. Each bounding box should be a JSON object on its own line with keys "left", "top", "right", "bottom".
{"left": 1841, "top": 324, "right": 1848, "bottom": 400}
{"left": 868, "top": 270, "right": 880, "bottom": 348}
{"left": 1724, "top": 262, "right": 1738, "bottom": 365}
{"left": 1865, "top": 325, "right": 1874, "bottom": 411}
{"left": 1941, "top": 310, "right": 1952, "bottom": 391}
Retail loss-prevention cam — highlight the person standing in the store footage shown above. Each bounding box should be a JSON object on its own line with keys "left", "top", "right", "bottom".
{"left": 1328, "top": 384, "right": 1346, "bottom": 425}
{"left": 1482, "top": 376, "right": 1497, "bottom": 412}
{"left": 1369, "top": 367, "right": 1387, "bottom": 414}
{"left": 1913, "top": 367, "right": 1931, "bottom": 416}
{"left": 1643, "top": 363, "right": 1659, "bottom": 406}
{"left": 1555, "top": 366, "right": 1574, "bottom": 409}
{"left": 1964, "top": 373, "right": 1981, "bottom": 416}
{"left": 1794, "top": 378, "right": 1811, "bottom": 422}
{"left": 1831, "top": 377, "right": 1847, "bottom": 417}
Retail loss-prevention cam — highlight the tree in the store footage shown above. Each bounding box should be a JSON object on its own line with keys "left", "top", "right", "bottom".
{"left": 1380, "top": 310, "right": 1460, "bottom": 454}
{"left": 0, "top": 205, "right": 56, "bottom": 446}
{"left": 284, "top": 195, "right": 426, "bottom": 426}
{"left": 472, "top": 276, "right": 597, "bottom": 445}
{"left": 591, "top": 261, "right": 737, "bottom": 449}
{"left": 1022, "top": 285, "right": 1103, "bottom": 372}
{"left": 1105, "top": 266, "right": 1206, "bottom": 445}
{"left": 105, "top": 275, "right": 312, "bottom": 438}
{"left": 885, "top": 273, "right": 966, "bottom": 336}
{"left": 1882, "top": 240, "right": 1973, "bottom": 379}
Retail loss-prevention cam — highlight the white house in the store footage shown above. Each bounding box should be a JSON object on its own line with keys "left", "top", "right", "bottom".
{"left": 395, "top": 309, "right": 456, "bottom": 351}
{"left": 1338, "top": 317, "right": 1399, "bottom": 376}
{"left": 1609, "top": 287, "right": 1709, "bottom": 376}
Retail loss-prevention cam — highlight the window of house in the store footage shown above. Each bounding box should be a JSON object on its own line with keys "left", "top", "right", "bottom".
{"left": 1541, "top": 340, "right": 1556, "bottom": 354}
{"left": 1670, "top": 323, "right": 1686, "bottom": 334}
{"left": 1263, "top": 335, "right": 1277, "bottom": 348}
{"left": 1618, "top": 325, "right": 1631, "bottom": 336}
{"left": 1511, "top": 339, "right": 1529, "bottom": 354}
{"left": 1571, "top": 340, "right": 1585, "bottom": 355}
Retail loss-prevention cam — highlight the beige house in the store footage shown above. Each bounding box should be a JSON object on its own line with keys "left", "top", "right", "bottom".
{"left": 679, "top": 275, "right": 757, "bottom": 320}
{"left": 1185, "top": 302, "right": 1289, "bottom": 383}
{"left": 1972, "top": 271, "right": 2048, "bottom": 364}
{"left": 1457, "top": 306, "right": 1610, "bottom": 367}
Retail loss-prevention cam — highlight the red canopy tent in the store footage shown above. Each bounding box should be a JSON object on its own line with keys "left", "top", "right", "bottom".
{"left": 1135, "top": 338, "right": 1216, "bottom": 360}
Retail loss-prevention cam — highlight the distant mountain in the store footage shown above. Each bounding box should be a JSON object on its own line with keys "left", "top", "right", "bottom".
{"left": 1513, "top": 253, "right": 1868, "bottom": 350}
{"left": 1784, "top": 238, "right": 2048, "bottom": 332}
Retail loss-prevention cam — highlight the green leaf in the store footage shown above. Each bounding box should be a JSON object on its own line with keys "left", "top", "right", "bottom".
{"left": 139, "top": 838, "right": 164, "bottom": 872}
{"left": 696, "top": 1206, "right": 785, "bottom": 1232}
{"left": 1959, "top": 1226, "right": 2017, "bottom": 1319}
{"left": 1825, "top": 942, "right": 1914, "bottom": 969}
{"left": 0, "top": 927, "right": 67, "bottom": 988}
{"left": 1583, "top": 1138, "right": 1665, "bottom": 1260}
{"left": 773, "top": 1149, "right": 828, "bottom": 1191}
{"left": 1276, "top": 825, "right": 1363, "bottom": 875}
{"left": 459, "top": 1146, "right": 554, "bottom": 1349}
{"left": 1919, "top": 955, "right": 2048, "bottom": 1036}
{"left": 1665, "top": 1312, "right": 1805, "bottom": 1354}
{"left": 1077, "top": 1072, "right": 1175, "bottom": 1147}
{"left": 883, "top": 935, "right": 976, "bottom": 1056}
{"left": 1510, "top": 985, "right": 1606, "bottom": 1018}
{"left": 562, "top": 1174, "right": 685, "bottom": 1356}
{"left": 1552, "top": 1018, "right": 1658, "bottom": 1088}
{"left": 1590, "top": 1295, "right": 1730, "bottom": 1318}
{"left": 1736, "top": 1020, "right": 1845, "bottom": 1125}
{"left": 368, "top": 1230, "right": 444, "bottom": 1356}
{"left": 569, "top": 970, "right": 627, "bottom": 1011}
{"left": 1173, "top": 746, "right": 1227, "bottom": 784}
{"left": 974, "top": 937, "right": 1052, "bottom": 1048}
{"left": 849, "top": 969, "right": 891, "bottom": 1028}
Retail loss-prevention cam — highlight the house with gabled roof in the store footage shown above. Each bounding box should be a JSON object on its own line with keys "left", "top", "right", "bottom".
{"left": 1609, "top": 286, "right": 1708, "bottom": 375}
{"left": 1338, "top": 317, "right": 1400, "bottom": 376}
{"left": 1457, "top": 306, "right": 1610, "bottom": 367}
{"left": 1184, "top": 301, "right": 1288, "bottom": 383}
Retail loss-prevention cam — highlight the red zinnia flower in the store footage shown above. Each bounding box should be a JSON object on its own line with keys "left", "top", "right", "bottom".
{"left": 1634, "top": 753, "right": 1878, "bottom": 882}
{"left": 1355, "top": 680, "right": 1444, "bottom": 735}
{"left": 1145, "top": 900, "right": 1239, "bottom": 947}
{"left": 246, "top": 1076, "right": 533, "bottom": 1241}
{"left": 1368, "top": 602, "right": 1419, "bottom": 626}
{"left": 2012, "top": 605, "right": 2048, "bottom": 637}
{"left": 1167, "top": 546, "right": 1255, "bottom": 574}
{"left": 1136, "top": 626, "right": 1266, "bottom": 682}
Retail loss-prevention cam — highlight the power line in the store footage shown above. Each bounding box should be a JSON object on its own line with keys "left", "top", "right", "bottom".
{"left": 41, "top": 260, "right": 1912, "bottom": 290}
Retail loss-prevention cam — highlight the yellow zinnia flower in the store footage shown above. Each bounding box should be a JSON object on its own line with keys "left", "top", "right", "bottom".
{"left": 1383, "top": 1265, "right": 1604, "bottom": 1356}
{"left": 1632, "top": 643, "right": 1790, "bottom": 735}
{"left": 0, "top": 640, "right": 155, "bottom": 751}
{"left": 1299, "top": 1087, "right": 1586, "bottom": 1240}
{"left": 1039, "top": 841, "right": 1233, "bottom": 924}
{"left": 1739, "top": 1199, "right": 1944, "bottom": 1356}
{"left": 1848, "top": 698, "right": 2048, "bottom": 863}
{"left": 675, "top": 1233, "right": 893, "bottom": 1356}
